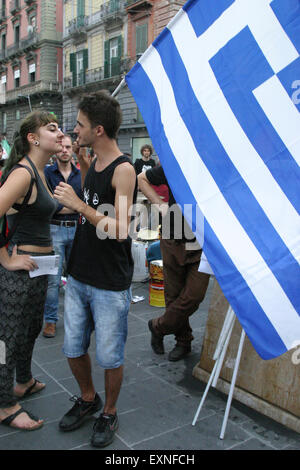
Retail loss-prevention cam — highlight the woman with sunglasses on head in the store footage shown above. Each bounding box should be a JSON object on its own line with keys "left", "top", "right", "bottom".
{"left": 0, "top": 110, "right": 63, "bottom": 431}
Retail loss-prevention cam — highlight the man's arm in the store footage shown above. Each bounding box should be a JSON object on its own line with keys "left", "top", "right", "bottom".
{"left": 138, "top": 171, "right": 168, "bottom": 216}
{"left": 54, "top": 162, "right": 136, "bottom": 241}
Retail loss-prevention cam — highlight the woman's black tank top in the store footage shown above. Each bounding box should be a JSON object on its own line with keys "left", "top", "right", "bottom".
{"left": 7, "top": 156, "right": 58, "bottom": 247}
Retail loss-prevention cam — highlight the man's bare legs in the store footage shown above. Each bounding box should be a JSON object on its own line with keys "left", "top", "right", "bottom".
{"left": 104, "top": 365, "right": 123, "bottom": 415}
{"left": 68, "top": 354, "right": 96, "bottom": 402}
{"left": 67, "top": 354, "right": 123, "bottom": 413}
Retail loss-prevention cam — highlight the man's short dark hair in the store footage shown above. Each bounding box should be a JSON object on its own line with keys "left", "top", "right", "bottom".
{"left": 78, "top": 91, "right": 122, "bottom": 140}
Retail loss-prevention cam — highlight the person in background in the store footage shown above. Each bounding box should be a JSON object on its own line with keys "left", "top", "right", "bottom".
{"left": 138, "top": 165, "right": 210, "bottom": 362}
{"left": 42, "top": 135, "right": 81, "bottom": 338}
{"left": 134, "top": 144, "right": 156, "bottom": 175}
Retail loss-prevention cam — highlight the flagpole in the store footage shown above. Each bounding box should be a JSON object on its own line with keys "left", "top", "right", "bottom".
{"left": 111, "top": 77, "right": 127, "bottom": 97}
{"left": 192, "top": 306, "right": 246, "bottom": 439}
{"left": 219, "top": 329, "right": 246, "bottom": 439}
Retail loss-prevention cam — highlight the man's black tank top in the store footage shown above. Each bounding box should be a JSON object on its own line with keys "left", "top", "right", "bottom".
{"left": 67, "top": 155, "right": 137, "bottom": 291}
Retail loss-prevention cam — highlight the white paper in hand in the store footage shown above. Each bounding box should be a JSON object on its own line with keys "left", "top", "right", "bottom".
{"left": 29, "top": 255, "right": 60, "bottom": 278}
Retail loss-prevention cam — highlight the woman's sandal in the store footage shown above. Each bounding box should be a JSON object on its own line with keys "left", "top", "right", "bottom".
{"left": 14, "top": 379, "right": 46, "bottom": 399}
{"left": 1, "top": 407, "right": 43, "bottom": 431}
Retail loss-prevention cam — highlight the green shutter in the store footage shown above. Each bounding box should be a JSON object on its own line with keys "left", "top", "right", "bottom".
{"left": 104, "top": 40, "right": 109, "bottom": 78}
{"left": 83, "top": 49, "right": 88, "bottom": 70}
{"left": 136, "top": 25, "right": 141, "bottom": 54}
{"left": 109, "top": 0, "right": 120, "bottom": 13}
{"left": 70, "top": 52, "right": 77, "bottom": 86}
{"left": 136, "top": 24, "right": 148, "bottom": 55}
{"left": 77, "top": 0, "right": 85, "bottom": 18}
{"left": 117, "top": 35, "right": 122, "bottom": 58}
{"left": 77, "top": 0, "right": 85, "bottom": 26}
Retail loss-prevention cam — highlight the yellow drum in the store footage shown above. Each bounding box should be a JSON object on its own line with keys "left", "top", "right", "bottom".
{"left": 149, "top": 282, "right": 165, "bottom": 307}
{"left": 149, "top": 260, "right": 164, "bottom": 282}
{"left": 149, "top": 260, "right": 165, "bottom": 307}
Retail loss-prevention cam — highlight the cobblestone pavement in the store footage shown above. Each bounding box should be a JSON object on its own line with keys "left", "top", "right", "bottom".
{"left": 0, "top": 278, "right": 299, "bottom": 452}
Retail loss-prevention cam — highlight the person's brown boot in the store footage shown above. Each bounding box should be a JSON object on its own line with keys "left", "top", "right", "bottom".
{"left": 42, "top": 323, "right": 56, "bottom": 338}
{"left": 148, "top": 320, "right": 164, "bottom": 354}
{"left": 168, "top": 344, "right": 191, "bottom": 361}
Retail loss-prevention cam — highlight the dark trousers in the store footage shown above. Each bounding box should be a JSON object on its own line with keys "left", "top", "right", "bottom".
{"left": 152, "top": 239, "right": 210, "bottom": 346}
{"left": 0, "top": 261, "right": 48, "bottom": 408}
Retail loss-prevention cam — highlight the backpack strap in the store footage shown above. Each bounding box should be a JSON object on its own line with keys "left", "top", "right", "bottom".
{"left": 0, "top": 164, "right": 36, "bottom": 248}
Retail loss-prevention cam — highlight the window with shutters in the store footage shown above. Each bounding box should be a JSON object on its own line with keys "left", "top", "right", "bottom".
{"left": 70, "top": 49, "right": 88, "bottom": 87}
{"left": 14, "top": 24, "right": 20, "bottom": 46}
{"left": 28, "top": 62, "right": 36, "bottom": 83}
{"left": 136, "top": 23, "right": 148, "bottom": 57}
{"left": 14, "top": 68, "right": 20, "bottom": 88}
{"left": 104, "top": 36, "right": 122, "bottom": 78}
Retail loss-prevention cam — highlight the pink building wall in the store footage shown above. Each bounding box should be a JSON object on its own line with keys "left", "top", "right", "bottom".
{"left": 3, "top": 0, "right": 62, "bottom": 91}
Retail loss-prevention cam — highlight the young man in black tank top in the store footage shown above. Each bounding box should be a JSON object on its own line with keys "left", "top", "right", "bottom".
{"left": 54, "top": 91, "right": 137, "bottom": 448}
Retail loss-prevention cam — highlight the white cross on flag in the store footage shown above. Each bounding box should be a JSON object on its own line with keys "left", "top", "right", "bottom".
{"left": 126, "top": 0, "right": 300, "bottom": 360}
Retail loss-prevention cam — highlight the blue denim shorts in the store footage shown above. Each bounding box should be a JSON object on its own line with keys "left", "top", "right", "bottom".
{"left": 63, "top": 276, "right": 131, "bottom": 369}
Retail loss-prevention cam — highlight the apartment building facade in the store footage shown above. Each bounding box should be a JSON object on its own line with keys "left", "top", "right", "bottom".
{"left": 63, "top": 0, "right": 184, "bottom": 160}
{"left": 120, "top": 0, "right": 184, "bottom": 159}
{"left": 63, "top": 0, "right": 128, "bottom": 134}
{"left": 0, "top": 0, "right": 63, "bottom": 141}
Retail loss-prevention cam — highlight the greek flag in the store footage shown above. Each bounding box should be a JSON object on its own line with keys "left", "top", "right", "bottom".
{"left": 126, "top": 0, "right": 300, "bottom": 360}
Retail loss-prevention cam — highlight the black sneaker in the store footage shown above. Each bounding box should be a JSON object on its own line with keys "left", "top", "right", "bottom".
{"left": 91, "top": 413, "right": 119, "bottom": 448}
{"left": 59, "top": 393, "right": 102, "bottom": 432}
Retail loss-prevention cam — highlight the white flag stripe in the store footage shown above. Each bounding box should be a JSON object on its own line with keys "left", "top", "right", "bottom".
{"left": 170, "top": 11, "right": 300, "bottom": 253}
{"left": 243, "top": 0, "right": 299, "bottom": 73}
{"left": 254, "top": 75, "right": 300, "bottom": 167}
{"left": 141, "top": 46, "right": 300, "bottom": 349}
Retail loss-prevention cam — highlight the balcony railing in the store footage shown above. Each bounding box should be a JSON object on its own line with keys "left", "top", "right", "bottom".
{"left": 64, "top": 60, "right": 130, "bottom": 89}
{"left": 65, "top": 0, "right": 126, "bottom": 38}
{"left": 64, "top": 67, "right": 105, "bottom": 89}
{"left": 68, "top": 15, "right": 89, "bottom": 36}
{"left": 21, "top": 31, "right": 39, "bottom": 50}
{"left": 1, "top": 33, "right": 39, "bottom": 61}
{"left": 6, "top": 42, "right": 21, "bottom": 58}
{"left": 5, "top": 80, "right": 62, "bottom": 102}
{"left": 0, "top": 49, "right": 7, "bottom": 61}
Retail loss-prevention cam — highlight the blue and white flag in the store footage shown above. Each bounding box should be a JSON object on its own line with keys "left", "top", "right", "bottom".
{"left": 126, "top": 0, "right": 300, "bottom": 360}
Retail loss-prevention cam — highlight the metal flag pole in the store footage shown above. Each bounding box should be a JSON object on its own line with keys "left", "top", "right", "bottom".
{"left": 192, "top": 306, "right": 235, "bottom": 426}
{"left": 192, "top": 305, "right": 246, "bottom": 440}
{"left": 111, "top": 77, "right": 127, "bottom": 97}
{"left": 219, "top": 329, "right": 246, "bottom": 439}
